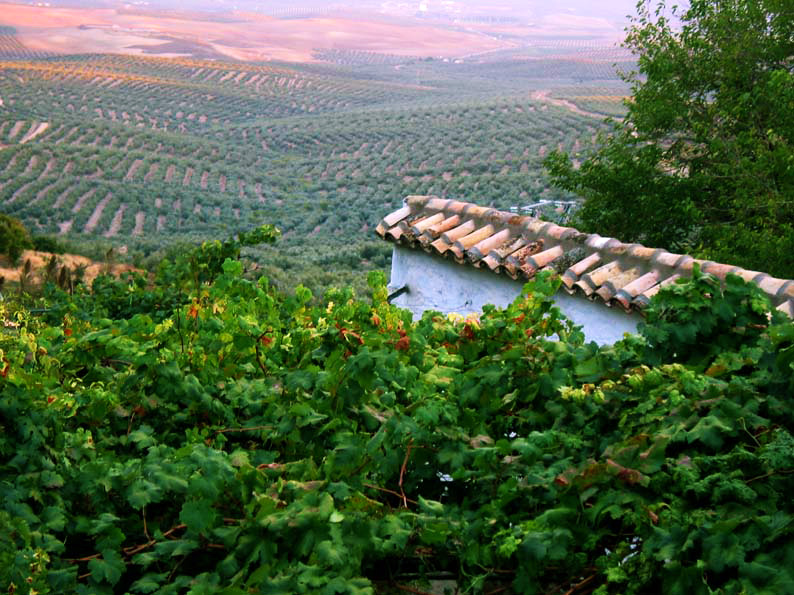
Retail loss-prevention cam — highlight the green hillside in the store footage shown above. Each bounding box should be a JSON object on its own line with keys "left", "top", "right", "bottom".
{"left": 0, "top": 37, "right": 630, "bottom": 294}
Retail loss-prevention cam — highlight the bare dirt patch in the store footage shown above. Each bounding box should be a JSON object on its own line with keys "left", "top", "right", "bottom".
{"left": 103, "top": 203, "right": 127, "bottom": 238}
{"left": 52, "top": 187, "right": 72, "bottom": 209}
{"left": 132, "top": 211, "right": 145, "bottom": 236}
{"left": 0, "top": 250, "right": 139, "bottom": 286}
{"left": 19, "top": 122, "right": 49, "bottom": 144}
{"left": 529, "top": 90, "right": 606, "bottom": 119}
{"left": 33, "top": 181, "right": 58, "bottom": 204}
{"left": 6, "top": 121, "right": 25, "bottom": 141}
{"left": 143, "top": 163, "right": 159, "bottom": 182}
{"left": 2, "top": 3, "right": 508, "bottom": 63}
{"left": 84, "top": 192, "right": 112, "bottom": 233}
{"left": 71, "top": 188, "right": 96, "bottom": 214}
{"left": 6, "top": 180, "right": 35, "bottom": 205}
{"left": 124, "top": 159, "right": 143, "bottom": 181}
{"left": 42, "top": 157, "right": 57, "bottom": 177}
{"left": 22, "top": 155, "right": 38, "bottom": 175}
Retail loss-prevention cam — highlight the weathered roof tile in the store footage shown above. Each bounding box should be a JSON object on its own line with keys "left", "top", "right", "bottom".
{"left": 613, "top": 270, "right": 662, "bottom": 311}
{"left": 442, "top": 220, "right": 476, "bottom": 244}
{"left": 376, "top": 196, "right": 794, "bottom": 316}
{"left": 470, "top": 228, "right": 512, "bottom": 262}
{"left": 424, "top": 214, "right": 461, "bottom": 241}
{"left": 411, "top": 212, "right": 445, "bottom": 235}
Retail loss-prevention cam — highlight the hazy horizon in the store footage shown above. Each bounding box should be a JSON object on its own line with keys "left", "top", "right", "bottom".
{"left": 47, "top": 0, "right": 644, "bottom": 25}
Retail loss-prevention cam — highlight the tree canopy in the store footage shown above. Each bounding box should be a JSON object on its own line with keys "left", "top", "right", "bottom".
{"left": 0, "top": 214, "right": 32, "bottom": 265}
{"left": 545, "top": 0, "right": 794, "bottom": 278}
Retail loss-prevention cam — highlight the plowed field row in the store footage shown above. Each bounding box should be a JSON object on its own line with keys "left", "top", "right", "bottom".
{"left": 0, "top": 42, "right": 621, "bottom": 296}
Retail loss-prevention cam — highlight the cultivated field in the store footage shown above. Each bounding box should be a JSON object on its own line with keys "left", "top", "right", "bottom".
{"left": 0, "top": 4, "right": 510, "bottom": 62}
{"left": 0, "top": 9, "right": 633, "bottom": 294}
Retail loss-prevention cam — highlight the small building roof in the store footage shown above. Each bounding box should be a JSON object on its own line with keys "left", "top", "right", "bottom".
{"left": 376, "top": 195, "right": 794, "bottom": 317}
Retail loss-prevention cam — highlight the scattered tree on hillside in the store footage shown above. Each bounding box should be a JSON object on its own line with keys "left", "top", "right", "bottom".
{"left": 545, "top": 0, "right": 794, "bottom": 278}
{"left": 0, "top": 213, "right": 32, "bottom": 264}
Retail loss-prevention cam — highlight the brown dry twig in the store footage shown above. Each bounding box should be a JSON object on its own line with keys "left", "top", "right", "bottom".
{"left": 561, "top": 573, "right": 598, "bottom": 595}
{"left": 363, "top": 483, "right": 418, "bottom": 506}
{"left": 399, "top": 438, "right": 414, "bottom": 508}
{"left": 65, "top": 553, "right": 101, "bottom": 562}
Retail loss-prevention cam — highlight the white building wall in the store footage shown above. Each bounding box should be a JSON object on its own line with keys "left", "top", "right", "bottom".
{"left": 389, "top": 247, "right": 640, "bottom": 345}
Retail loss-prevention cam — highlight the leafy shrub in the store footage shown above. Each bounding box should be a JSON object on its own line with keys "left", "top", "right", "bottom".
{"left": 1, "top": 249, "right": 792, "bottom": 594}
{"left": 31, "top": 235, "right": 69, "bottom": 255}
{"left": 639, "top": 265, "right": 780, "bottom": 367}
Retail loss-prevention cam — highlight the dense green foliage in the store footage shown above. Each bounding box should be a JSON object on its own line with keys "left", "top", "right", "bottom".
{"left": 1, "top": 232, "right": 793, "bottom": 594}
{"left": 546, "top": 0, "right": 794, "bottom": 278}
{"left": 0, "top": 212, "right": 32, "bottom": 264}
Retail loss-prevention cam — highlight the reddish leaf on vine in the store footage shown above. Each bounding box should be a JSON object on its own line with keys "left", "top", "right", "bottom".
{"left": 395, "top": 336, "right": 410, "bottom": 351}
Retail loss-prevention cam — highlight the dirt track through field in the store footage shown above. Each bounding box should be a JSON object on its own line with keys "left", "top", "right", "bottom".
{"left": 7, "top": 121, "right": 25, "bottom": 140}
{"left": 6, "top": 180, "right": 35, "bottom": 204}
{"left": 132, "top": 211, "right": 145, "bottom": 236}
{"left": 84, "top": 192, "right": 112, "bottom": 233}
{"left": 41, "top": 157, "right": 56, "bottom": 176}
{"left": 529, "top": 90, "right": 607, "bottom": 119}
{"left": 20, "top": 122, "right": 50, "bottom": 143}
{"left": 104, "top": 203, "right": 127, "bottom": 237}
{"left": 143, "top": 163, "right": 159, "bottom": 182}
{"left": 33, "top": 181, "right": 58, "bottom": 204}
{"left": 22, "top": 155, "right": 38, "bottom": 175}
{"left": 71, "top": 188, "right": 96, "bottom": 214}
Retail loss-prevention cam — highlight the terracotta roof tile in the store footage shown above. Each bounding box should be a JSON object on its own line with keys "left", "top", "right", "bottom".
{"left": 376, "top": 195, "right": 794, "bottom": 316}
{"left": 442, "top": 220, "right": 477, "bottom": 245}
{"left": 777, "top": 281, "right": 794, "bottom": 301}
{"left": 424, "top": 215, "right": 461, "bottom": 242}
{"left": 612, "top": 270, "right": 661, "bottom": 311}
{"left": 778, "top": 299, "right": 794, "bottom": 318}
{"left": 469, "top": 228, "right": 511, "bottom": 262}
{"left": 561, "top": 252, "right": 601, "bottom": 290}
{"left": 411, "top": 212, "right": 445, "bottom": 235}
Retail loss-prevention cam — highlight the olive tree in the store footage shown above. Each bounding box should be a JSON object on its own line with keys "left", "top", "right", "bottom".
{"left": 546, "top": 0, "right": 794, "bottom": 277}
{"left": 0, "top": 214, "right": 32, "bottom": 265}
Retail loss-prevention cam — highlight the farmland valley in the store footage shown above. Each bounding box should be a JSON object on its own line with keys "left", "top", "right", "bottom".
{"left": 0, "top": 1, "right": 633, "bottom": 295}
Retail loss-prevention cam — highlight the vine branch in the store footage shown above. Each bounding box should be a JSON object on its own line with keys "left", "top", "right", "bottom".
{"left": 399, "top": 438, "right": 414, "bottom": 508}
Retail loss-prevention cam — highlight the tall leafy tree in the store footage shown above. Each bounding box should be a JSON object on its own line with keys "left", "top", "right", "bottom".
{"left": 545, "top": 0, "right": 794, "bottom": 278}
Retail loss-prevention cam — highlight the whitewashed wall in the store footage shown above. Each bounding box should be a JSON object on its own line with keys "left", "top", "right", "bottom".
{"left": 389, "top": 247, "right": 640, "bottom": 345}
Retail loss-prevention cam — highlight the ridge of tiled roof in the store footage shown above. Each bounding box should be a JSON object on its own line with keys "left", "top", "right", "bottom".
{"left": 376, "top": 195, "right": 794, "bottom": 318}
